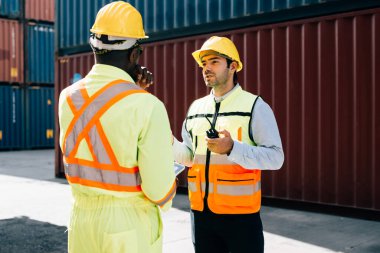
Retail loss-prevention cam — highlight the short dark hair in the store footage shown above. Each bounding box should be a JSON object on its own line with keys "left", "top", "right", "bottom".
{"left": 226, "top": 58, "right": 238, "bottom": 85}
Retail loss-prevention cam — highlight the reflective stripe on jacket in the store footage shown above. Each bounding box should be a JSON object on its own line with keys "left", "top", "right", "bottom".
{"left": 58, "top": 64, "right": 176, "bottom": 207}
{"left": 63, "top": 79, "right": 145, "bottom": 192}
{"left": 186, "top": 86, "right": 261, "bottom": 214}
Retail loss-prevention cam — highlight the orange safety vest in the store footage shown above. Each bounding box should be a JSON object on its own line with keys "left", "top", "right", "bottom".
{"left": 185, "top": 86, "right": 261, "bottom": 214}
{"left": 62, "top": 79, "right": 147, "bottom": 192}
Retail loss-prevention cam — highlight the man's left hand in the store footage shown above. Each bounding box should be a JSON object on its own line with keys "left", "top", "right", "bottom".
{"left": 205, "top": 129, "right": 234, "bottom": 155}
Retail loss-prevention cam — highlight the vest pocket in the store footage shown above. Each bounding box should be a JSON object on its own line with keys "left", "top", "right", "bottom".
{"left": 187, "top": 168, "right": 203, "bottom": 210}
{"left": 214, "top": 171, "right": 258, "bottom": 207}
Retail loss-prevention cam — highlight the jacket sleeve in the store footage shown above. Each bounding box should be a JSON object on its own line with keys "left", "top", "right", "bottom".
{"left": 173, "top": 121, "right": 194, "bottom": 167}
{"left": 138, "top": 99, "right": 176, "bottom": 210}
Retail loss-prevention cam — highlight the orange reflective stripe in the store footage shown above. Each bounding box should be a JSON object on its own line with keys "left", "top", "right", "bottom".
{"left": 95, "top": 121, "right": 120, "bottom": 166}
{"left": 84, "top": 134, "right": 98, "bottom": 162}
{"left": 67, "top": 83, "right": 99, "bottom": 162}
{"left": 79, "top": 82, "right": 89, "bottom": 99}
{"left": 68, "top": 89, "right": 147, "bottom": 160}
{"left": 63, "top": 79, "right": 127, "bottom": 154}
{"left": 66, "top": 96, "right": 77, "bottom": 114}
{"left": 146, "top": 181, "right": 177, "bottom": 207}
{"left": 237, "top": 127, "right": 242, "bottom": 141}
{"left": 62, "top": 80, "right": 147, "bottom": 193}
{"left": 66, "top": 174, "right": 142, "bottom": 192}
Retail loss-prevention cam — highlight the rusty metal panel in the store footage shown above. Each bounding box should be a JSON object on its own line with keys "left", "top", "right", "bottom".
{"left": 25, "top": 0, "right": 55, "bottom": 22}
{"left": 55, "top": 8, "right": 380, "bottom": 211}
{"left": 0, "top": 18, "right": 23, "bottom": 83}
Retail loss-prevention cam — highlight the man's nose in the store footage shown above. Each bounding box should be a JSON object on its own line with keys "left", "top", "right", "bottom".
{"left": 203, "top": 63, "right": 211, "bottom": 72}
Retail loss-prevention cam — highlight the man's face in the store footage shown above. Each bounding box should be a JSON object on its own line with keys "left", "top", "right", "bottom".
{"left": 201, "top": 54, "right": 229, "bottom": 88}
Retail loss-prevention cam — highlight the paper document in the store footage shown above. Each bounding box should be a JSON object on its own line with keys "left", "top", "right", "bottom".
{"left": 174, "top": 162, "right": 186, "bottom": 176}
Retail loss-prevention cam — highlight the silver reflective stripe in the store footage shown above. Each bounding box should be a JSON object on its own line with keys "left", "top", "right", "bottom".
{"left": 188, "top": 182, "right": 197, "bottom": 192}
{"left": 70, "top": 87, "right": 86, "bottom": 111}
{"left": 65, "top": 82, "right": 142, "bottom": 157}
{"left": 189, "top": 182, "right": 214, "bottom": 194}
{"left": 193, "top": 154, "right": 236, "bottom": 165}
{"left": 88, "top": 125, "right": 111, "bottom": 164}
{"left": 202, "top": 182, "right": 206, "bottom": 193}
{"left": 216, "top": 181, "right": 261, "bottom": 196}
{"left": 208, "top": 183, "right": 213, "bottom": 193}
{"left": 65, "top": 162, "right": 141, "bottom": 187}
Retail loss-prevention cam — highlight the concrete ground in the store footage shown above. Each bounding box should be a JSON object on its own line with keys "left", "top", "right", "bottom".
{"left": 0, "top": 150, "right": 379, "bottom": 253}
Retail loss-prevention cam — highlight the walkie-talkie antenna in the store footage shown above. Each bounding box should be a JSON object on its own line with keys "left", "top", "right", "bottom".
{"left": 205, "top": 116, "right": 213, "bottom": 128}
{"left": 205, "top": 116, "right": 219, "bottom": 138}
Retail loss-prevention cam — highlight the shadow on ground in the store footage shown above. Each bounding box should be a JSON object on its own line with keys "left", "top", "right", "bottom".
{"left": 261, "top": 207, "right": 380, "bottom": 253}
{"left": 0, "top": 216, "right": 67, "bottom": 253}
{"left": 171, "top": 192, "right": 380, "bottom": 253}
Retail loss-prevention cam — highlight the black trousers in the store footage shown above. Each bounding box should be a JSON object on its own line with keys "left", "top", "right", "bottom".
{"left": 191, "top": 210, "right": 264, "bottom": 253}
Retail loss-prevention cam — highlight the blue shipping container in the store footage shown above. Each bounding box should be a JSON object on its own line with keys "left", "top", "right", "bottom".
{"left": 0, "top": 0, "right": 21, "bottom": 18}
{"left": 25, "top": 86, "right": 54, "bottom": 148}
{"left": 26, "top": 23, "right": 55, "bottom": 84}
{"left": 59, "top": 0, "right": 331, "bottom": 50}
{"left": 56, "top": 0, "right": 380, "bottom": 54}
{"left": 0, "top": 85, "right": 24, "bottom": 150}
{"left": 57, "top": 0, "right": 116, "bottom": 52}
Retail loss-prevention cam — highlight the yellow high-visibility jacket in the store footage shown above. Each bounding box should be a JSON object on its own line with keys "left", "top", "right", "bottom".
{"left": 58, "top": 64, "right": 176, "bottom": 253}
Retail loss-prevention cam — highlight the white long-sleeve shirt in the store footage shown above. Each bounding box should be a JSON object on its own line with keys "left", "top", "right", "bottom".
{"left": 173, "top": 84, "right": 284, "bottom": 170}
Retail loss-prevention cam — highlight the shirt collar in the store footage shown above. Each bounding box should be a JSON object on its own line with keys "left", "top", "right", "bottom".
{"left": 211, "top": 83, "right": 241, "bottom": 103}
{"left": 88, "top": 64, "right": 135, "bottom": 83}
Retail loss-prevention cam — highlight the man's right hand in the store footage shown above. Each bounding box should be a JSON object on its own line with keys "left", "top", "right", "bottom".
{"left": 134, "top": 65, "right": 154, "bottom": 89}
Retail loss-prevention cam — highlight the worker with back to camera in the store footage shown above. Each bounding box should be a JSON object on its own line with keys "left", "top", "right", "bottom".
{"left": 58, "top": 2, "right": 176, "bottom": 252}
{"left": 173, "top": 36, "right": 284, "bottom": 253}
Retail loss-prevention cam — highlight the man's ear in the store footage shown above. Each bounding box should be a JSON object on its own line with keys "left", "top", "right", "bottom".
{"left": 129, "top": 48, "right": 139, "bottom": 63}
{"left": 230, "top": 61, "right": 238, "bottom": 72}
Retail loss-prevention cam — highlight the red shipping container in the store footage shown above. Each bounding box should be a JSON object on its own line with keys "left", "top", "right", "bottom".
{"left": 55, "top": 8, "right": 380, "bottom": 212}
{"left": 25, "top": 0, "right": 55, "bottom": 22}
{"left": 0, "top": 19, "right": 24, "bottom": 83}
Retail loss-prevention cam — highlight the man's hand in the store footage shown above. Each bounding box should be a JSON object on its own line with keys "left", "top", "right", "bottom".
{"left": 205, "top": 129, "right": 234, "bottom": 155}
{"left": 135, "top": 65, "right": 154, "bottom": 89}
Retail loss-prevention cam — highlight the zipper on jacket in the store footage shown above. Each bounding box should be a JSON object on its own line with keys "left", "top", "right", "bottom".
{"left": 204, "top": 101, "right": 220, "bottom": 210}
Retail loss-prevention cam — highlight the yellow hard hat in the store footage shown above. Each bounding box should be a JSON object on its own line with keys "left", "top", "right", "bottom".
{"left": 192, "top": 36, "right": 243, "bottom": 72}
{"left": 90, "top": 1, "right": 148, "bottom": 39}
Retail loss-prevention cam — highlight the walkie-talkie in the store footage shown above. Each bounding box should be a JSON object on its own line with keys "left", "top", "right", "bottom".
{"left": 205, "top": 116, "right": 219, "bottom": 139}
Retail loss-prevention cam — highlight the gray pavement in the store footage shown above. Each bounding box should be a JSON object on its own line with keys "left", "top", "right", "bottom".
{"left": 0, "top": 150, "right": 379, "bottom": 253}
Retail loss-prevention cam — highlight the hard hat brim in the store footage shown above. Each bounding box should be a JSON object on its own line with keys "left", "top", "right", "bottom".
{"left": 192, "top": 49, "right": 243, "bottom": 72}
{"left": 90, "top": 28, "right": 149, "bottom": 39}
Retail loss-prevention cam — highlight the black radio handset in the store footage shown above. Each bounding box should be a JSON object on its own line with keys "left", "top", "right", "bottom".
{"left": 205, "top": 116, "right": 219, "bottom": 139}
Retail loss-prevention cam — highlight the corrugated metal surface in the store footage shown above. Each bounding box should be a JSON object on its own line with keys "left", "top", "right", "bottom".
{"left": 25, "top": 0, "right": 55, "bottom": 22}
{"left": 56, "top": 0, "right": 115, "bottom": 52}
{"left": 55, "top": 8, "right": 380, "bottom": 211}
{"left": 26, "top": 23, "right": 54, "bottom": 84}
{"left": 57, "top": 0, "right": 380, "bottom": 55}
{"left": 0, "top": 0, "right": 21, "bottom": 18}
{"left": 25, "top": 86, "right": 55, "bottom": 148}
{"left": 0, "top": 85, "right": 24, "bottom": 150}
{"left": 0, "top": 18, "right": 24, "bottom": 83}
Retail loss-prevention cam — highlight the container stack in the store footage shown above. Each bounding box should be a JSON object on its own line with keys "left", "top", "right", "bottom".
{"left": 55, "top": 0, "right": 380, "bottom": 213}
{"left": 0, "top": 0, "right": 55, "bottom": 150}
